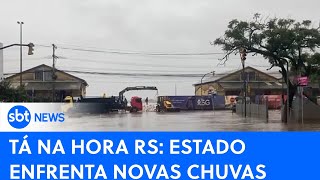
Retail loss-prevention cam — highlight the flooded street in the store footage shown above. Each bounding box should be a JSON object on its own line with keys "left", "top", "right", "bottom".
{"left": 50, "top": 110, "right": 320, "bottom": 131}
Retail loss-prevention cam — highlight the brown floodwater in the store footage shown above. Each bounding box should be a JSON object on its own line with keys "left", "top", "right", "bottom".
{"left": 47, "top": 109, "right": 320, "bottom": 131}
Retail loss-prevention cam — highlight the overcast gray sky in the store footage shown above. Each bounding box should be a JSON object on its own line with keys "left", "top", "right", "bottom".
{"left": 1, "top": 0, "right": 320, "bottom": 96}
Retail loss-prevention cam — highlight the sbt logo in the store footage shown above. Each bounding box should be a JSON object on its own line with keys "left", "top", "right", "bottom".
{"left": 8, "top": 105, "right": 65, "bottom": 129}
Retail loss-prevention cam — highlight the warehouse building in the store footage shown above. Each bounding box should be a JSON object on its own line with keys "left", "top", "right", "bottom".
{"left": 194, "top": 66, "right": 284, "bottom": 97}
{"left": 6, "top": 64, "right": 88, "bottom": 102}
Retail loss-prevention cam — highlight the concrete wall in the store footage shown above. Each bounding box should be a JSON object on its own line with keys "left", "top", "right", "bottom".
{"left": 289, "top": 96, "right": 320, "bottom": 123}
{"left": 236, "top": 103, "right": 268, "bottom": 119}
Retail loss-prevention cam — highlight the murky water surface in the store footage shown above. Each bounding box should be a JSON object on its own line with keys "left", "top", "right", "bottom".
{"left": 49, "top": 109, "right": 320, "bottom": 131}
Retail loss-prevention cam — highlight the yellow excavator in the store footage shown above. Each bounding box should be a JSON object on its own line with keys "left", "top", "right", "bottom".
{"left": 61, "top": 96, "right": 74, "bottom": 113}
{"left": 156, "top": 96, "right": 180, "bottom": 112}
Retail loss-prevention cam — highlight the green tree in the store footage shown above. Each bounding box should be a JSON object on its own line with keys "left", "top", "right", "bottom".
{"left": 0, "top": 80, "right": 29, "bottom": 102}
{"left": 307, "top": 53, "right": 320, "bottom": 82}
{"left": 214, "top": 13, "right": 320, "bottom": 111}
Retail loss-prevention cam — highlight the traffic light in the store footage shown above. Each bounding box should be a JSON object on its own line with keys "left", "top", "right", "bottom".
{"left": 240, "top": 48, "right": 247, "bottom": 61}
{"left": 28, "top": 43, "right": 34, "bottom": 55}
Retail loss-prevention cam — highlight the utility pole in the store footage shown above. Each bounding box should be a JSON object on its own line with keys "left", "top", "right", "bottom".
{"left": 52, "top": 44, "right": 57, "bottom": 102}
{"left": 240, "top": 48, "right": 247, "bottom": 117}
{"left": 0, "top": 43, "right": 3, "bottom": 82}
{"left": 17, "top": 21, "right": 24, "bottom": 86}
{"left": 286, "top": 61, "right": 289, "bottom": 123}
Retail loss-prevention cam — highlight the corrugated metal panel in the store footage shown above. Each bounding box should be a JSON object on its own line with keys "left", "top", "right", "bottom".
{"left": 219, "top": 82, "right": 283, "bottom": 90}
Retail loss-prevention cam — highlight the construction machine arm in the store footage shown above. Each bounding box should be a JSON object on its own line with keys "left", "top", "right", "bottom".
{"left": 119, "top": 86, "right": 158, "bottom": 101}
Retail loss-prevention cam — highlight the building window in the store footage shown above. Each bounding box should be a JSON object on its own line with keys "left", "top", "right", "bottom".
{"left": 35, "top": 71, "right": 43, "bottom": 80}
{"left": 240, "top": 72, "right": 256, "bottom": 81}
{"left": 44, "top": 71, "right": 53, "bottom": 81}
{"left": 34, "top": 70, "right": 53, "bottom": 81}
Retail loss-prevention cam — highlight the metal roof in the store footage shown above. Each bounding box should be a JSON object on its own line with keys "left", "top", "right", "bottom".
{"left": 194, "top": 66, "right": 282, "bottom": 85}
{"left": 5, "top": 64, "right": 88, "bottom": 86}
{"left": 218, "top": 82, "right": 285, "bottom": 90}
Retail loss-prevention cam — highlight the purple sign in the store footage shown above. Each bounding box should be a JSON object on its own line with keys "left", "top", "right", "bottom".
{"left": 160, "top": 95, "right": 225, "bottom": 110}
{"left": 298, "top": 76, "right": 308, "bottom": 86}
{"left": 194, "top": 96, "right": 213, "bottom": 110}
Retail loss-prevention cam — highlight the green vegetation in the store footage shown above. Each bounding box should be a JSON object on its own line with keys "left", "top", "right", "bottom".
{"left": 0, "top": 81, "right": 29, "bottom": 102}
{"left": 214, "top": 13, "right": 320, "bottom": 108}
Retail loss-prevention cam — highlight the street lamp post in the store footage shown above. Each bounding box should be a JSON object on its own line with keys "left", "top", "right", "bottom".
{"left": 200, "top": 71, "right": 215, "bottom": 96}
{"left": 242, "top": 59, "right": 246, "bottom": 117}
{"left": 285, "top": 61, "right": 290, "bottom": 123}
{"left": 17, "top": 21, "right": 24, "bottom": 87}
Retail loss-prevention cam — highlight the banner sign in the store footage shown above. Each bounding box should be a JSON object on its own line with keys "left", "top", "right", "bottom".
{"left": 297, "top": 76, "right": 308, "bottom": 86}
{"left": 194, "top": 96, "right": 213, "bottom": 110}
{"left": 162, "top": 95, "right": 225, "bottom": 110}
{"left": 0, "top": 132, "right": 319, "bottom": 180}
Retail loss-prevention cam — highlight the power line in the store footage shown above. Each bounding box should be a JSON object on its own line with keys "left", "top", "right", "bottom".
{"left": 58, "top": 57, "right": 218, "bottom": 69}
{"left": 5, "top": 68, "right": 280, "bottom": 78}
{"left": 36, "top": 44, "right": 225, "bottom": 56}
{"left": 62, "top": 70, "right": 205, "bottom": 77}
{"left": 4, "top": 70, "right": 204, "bottom": 77}
{"left": 4, "top": 61, "right": 241, "bottom": 74}
{"left": 56, "top": 43, "right": 220, "bottom": 55}
{"left": 78, "top": 80, "right": 198, "bottom": 83}
{"left": 4, "top": 63, "right": 215, "bottom": 73}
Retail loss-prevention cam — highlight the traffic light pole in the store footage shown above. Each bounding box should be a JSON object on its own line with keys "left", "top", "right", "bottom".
{"left": 242, "top": 60, "right": 246, "bottom": 118}
{"left": 17, "top": 21, "right": 24, "bottom": 87}
{"left": 0, "top": 43, "right": 34, "bottom": 86}
{"left": 19, "top": 23, "right": 23, "bottom": 86}
{"left": 240, "top": 48, "right": 247, "bottom": 118}
{"left": 52, "top": 44, "right": 57, "bottom": 102}
{"left": 0, "top": 43, "right": 31, "bottom": 50}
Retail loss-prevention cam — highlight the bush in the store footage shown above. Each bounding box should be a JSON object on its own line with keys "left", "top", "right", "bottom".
{"left": 0, "top": 80, "right": 29, "bottom": 102}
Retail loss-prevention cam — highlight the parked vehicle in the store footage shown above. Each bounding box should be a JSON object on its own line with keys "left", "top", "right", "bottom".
{"left": 62, "top": 96, "right": 74, "bottom": 113}
{"left": 128, "top": 96, "right": 143, "bottom": 112}
{"left": 156, "top": 96, "right": 180, "bottom": 112}
{"left": 62, "top": 96, "right": 123, "bottom": 114}
{"left": 119, "top": 86, "right": 158, "bottom": 112}
{"left": 62, "top": 86, "right": 159, "bottom": 114}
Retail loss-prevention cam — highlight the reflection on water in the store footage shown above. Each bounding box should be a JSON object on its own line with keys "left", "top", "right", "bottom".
{"left": 49, "top": 110, "right": 320, "bottom": 131}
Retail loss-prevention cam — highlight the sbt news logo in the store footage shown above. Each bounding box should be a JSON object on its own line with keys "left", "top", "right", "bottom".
{"left": 7, "top": 105, "right": 65, "bottom": 129}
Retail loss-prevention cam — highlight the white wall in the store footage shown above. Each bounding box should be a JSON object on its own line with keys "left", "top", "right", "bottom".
{"left": 0, "top": 43, "right": 3, "bottom": 81}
